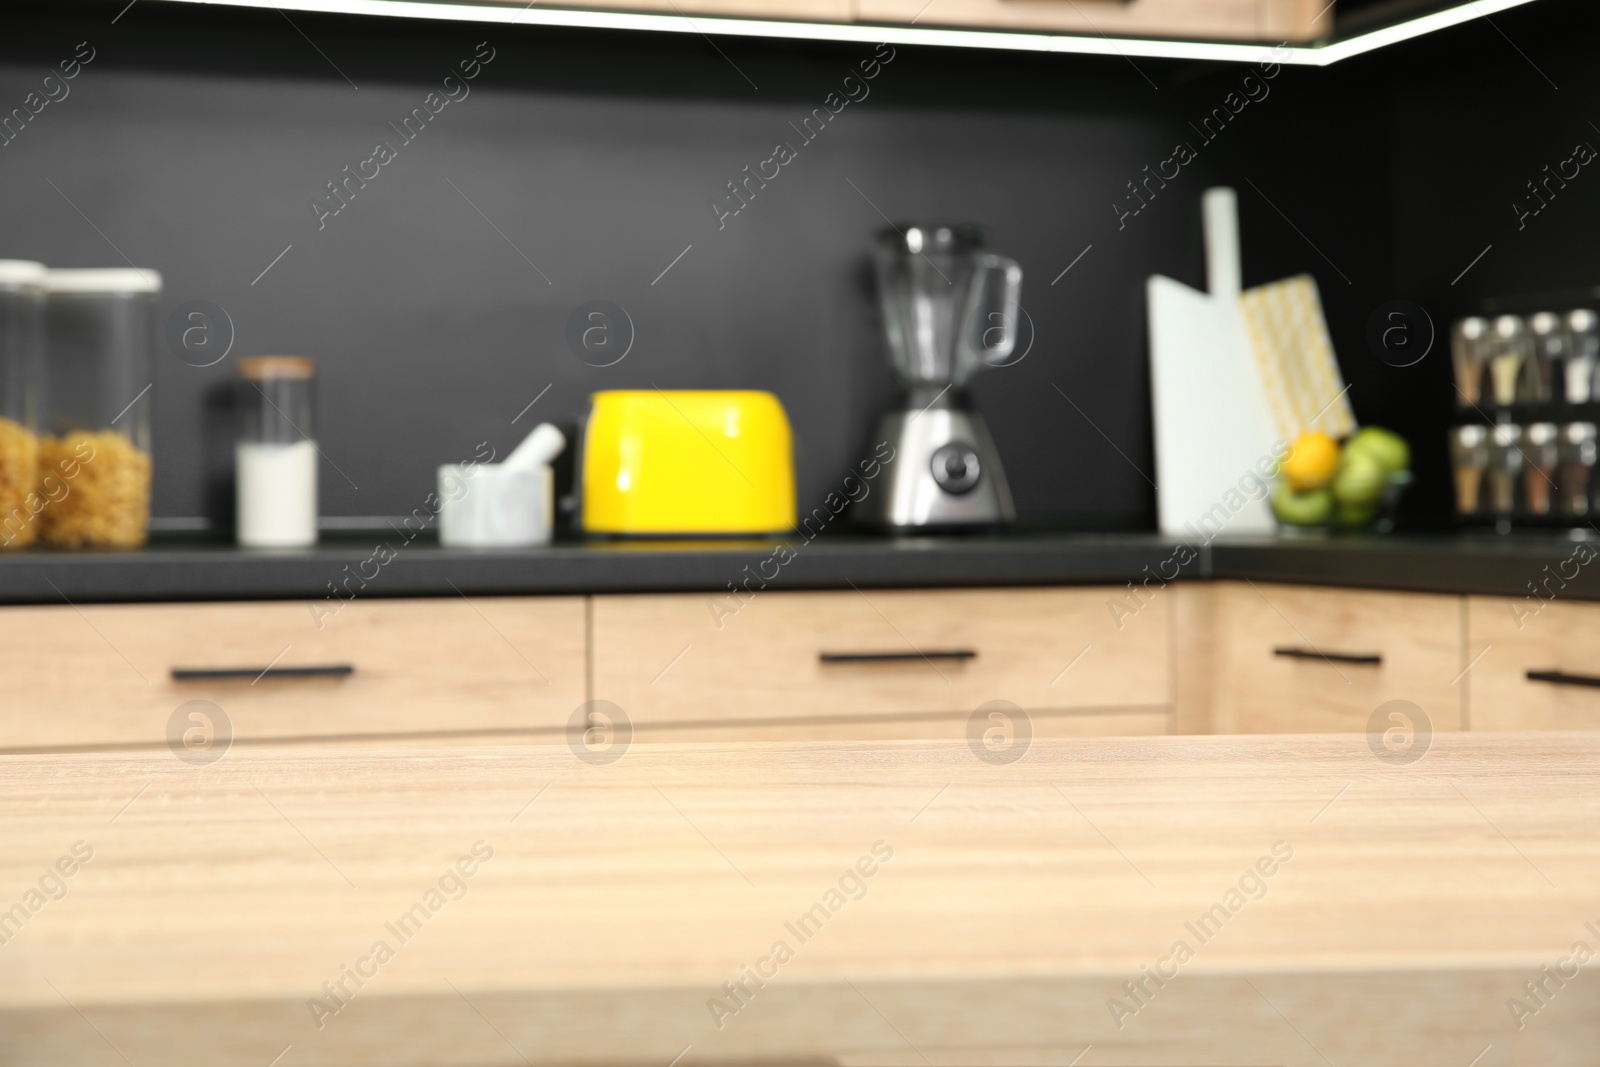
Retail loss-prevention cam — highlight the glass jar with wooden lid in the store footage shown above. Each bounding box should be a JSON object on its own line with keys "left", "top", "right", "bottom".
{"left": 237, "top": 356, "right": 317, "bottom": 548}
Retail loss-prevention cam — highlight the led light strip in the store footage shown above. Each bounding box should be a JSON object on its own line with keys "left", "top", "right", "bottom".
{"left": 156, "top": 0, "right": 1542, "bottom": 66}
{"left": 1317, "top": 0, "right": 1541, "bottom": 63}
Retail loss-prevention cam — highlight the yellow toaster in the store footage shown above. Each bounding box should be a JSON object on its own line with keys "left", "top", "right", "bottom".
{"left": 581, "top": 390, "right": 797, "bottom": 535}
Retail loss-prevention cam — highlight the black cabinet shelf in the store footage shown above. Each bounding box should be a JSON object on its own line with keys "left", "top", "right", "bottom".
{"left": 1452, "top": 402, "right": 1600, "bottom": 425}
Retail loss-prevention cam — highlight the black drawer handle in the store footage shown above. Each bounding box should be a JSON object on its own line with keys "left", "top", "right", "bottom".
{"left": 171, "top": 665, "right": 355, "bottom": 681}
{"left": 1526, "top": 669, "right": 1600, "bottom": 689}
{"left": 1273, "top": 647, "right": 1382, "bottom": 666}
{"left": 819, "top": 650, "right": 977, "bottom": 664}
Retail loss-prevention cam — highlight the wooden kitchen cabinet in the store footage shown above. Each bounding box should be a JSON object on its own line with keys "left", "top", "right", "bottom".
{"left": 1466, "top": 595, "right": 1600, "bottom": 731}
{"left": 0, "top": 596, "right": 585, "bottom": 751}
{"left": 591, "top": 586, "right": 1171, "bottom": 739}
{"left": 31, "top": 577, "right": 1600, "bottom": 752}
{"left": 482, "top": 0, "right": 1331, "bottom": 42}
{"left": 507, "top": 0, "right": 855, "bottom": 21}
{"left": 857, "top": 0, "right": 1330, "bottom": 41}
{"left": 1200, "top": 582, "right": 1465, "bottom": 735}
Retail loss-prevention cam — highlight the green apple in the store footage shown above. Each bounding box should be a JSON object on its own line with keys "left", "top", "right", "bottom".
{"left": 1272, "top": 485, "right": 1334, "bottom": 526}
{"left": 1332, "top": 451, "right": 1386, "bottom": 508}
{"left": 1344, "top": 427, "right": 1410, "bottom": 475}
{"left": 1335, "top": 499, "right": 1379, "bottom": 529}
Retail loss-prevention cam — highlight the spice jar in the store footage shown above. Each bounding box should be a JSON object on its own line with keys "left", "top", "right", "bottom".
{"left": 1451, "top": 317, "right": 1490, "bottom": 406}
{"left": 1486, "top": 423, "right": 1523, "bottom": 517}
{"left": 1449, "top": 425, "right": 1488, "bottom": 516}
{"left": 0, "top": 261, "right": 44, "bottom": 548}
{"left": 1525, "top": 313, "right": 1564, "bottom": 403}
{"left": 42, "top": 268, "right": 159, "bottom": 548}
{"left": 1523, "top": 422, "right": 1559, "bottom": 516}
{"left": 1559, "top": 423, "right": 1597, "bottom": 517}
{"left": 1566, "top": 309, "right": 1599, "bottom": 403}
{"left": 1487, "top": 316, "right": 1529, "bottom": 407}
{"left": 236, "top": 357, "right": 317, "bottom": 548}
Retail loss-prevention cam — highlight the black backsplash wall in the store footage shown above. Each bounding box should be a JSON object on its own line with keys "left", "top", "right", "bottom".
{"left": 1385, "top": 2, "right": 1600, "bottom": 525}
{"left": 1, "top": 0, "right": 1570, "bottom": 535}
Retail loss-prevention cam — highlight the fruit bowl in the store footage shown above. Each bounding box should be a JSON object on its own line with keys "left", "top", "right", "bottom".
{"left": 1274, "top": 470, "right": 1410, "bottom": 536}
{"left": 1272, "top": 427, "right": 1411, "bottom": 536}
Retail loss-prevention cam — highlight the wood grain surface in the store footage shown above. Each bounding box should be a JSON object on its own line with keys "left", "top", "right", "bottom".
{"left": 1, "top": 733, "right": 1596, "bottom": 1065}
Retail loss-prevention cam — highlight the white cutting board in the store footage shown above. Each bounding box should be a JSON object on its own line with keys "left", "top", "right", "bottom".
{"left": 1147, "top": 188, "right": 1279, "bottom": 538}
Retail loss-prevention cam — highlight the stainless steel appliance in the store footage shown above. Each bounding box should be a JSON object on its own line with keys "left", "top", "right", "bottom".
{"left": 861, "top": 224, "right": 1021, "bottom": 530}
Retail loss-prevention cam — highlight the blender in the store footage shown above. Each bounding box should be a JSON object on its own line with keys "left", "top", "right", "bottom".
{"left": 860, "top": 223, "right": 1022, "bottom": 530}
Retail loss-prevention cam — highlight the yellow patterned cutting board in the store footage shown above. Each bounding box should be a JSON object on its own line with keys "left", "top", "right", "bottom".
{"left": 1238, "top": 274, "right": 1356, "bottom": 440}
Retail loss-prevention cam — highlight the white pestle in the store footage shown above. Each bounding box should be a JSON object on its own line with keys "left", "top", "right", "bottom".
{"left": 504, "top": 423, "right": 566, "bottom": 471}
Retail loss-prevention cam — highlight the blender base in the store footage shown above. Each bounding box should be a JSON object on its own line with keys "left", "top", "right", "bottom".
{"left": 859, "top": 405, "right": 1016, "bottom": 530}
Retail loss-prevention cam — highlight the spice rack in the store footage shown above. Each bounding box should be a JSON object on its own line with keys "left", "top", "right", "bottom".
{"left": 1451, "top": 303, "right": 1600, "bottom": 531}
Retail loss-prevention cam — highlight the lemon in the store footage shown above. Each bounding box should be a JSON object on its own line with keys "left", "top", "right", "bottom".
{"left": 1281, "top": 431, "right": 1340, "bottom": 491}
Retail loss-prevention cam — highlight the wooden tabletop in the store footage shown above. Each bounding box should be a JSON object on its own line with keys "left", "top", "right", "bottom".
{"left": 2, "top": 733, "right": 1596, "bottom": 1067}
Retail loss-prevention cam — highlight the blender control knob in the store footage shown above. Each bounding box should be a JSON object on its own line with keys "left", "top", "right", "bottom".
{"left": 931, "top": 443, "right": 981, "bottom": 494}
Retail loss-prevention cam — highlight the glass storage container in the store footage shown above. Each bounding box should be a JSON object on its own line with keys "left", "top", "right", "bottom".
{"left": 236, "top": 357, "right": 317, "bottom": 548}
{"left": 0, "top": 261, "right": 44, "bottom": 548}
{"left": 42, "top": 268, "right": 160, "bottom": 548}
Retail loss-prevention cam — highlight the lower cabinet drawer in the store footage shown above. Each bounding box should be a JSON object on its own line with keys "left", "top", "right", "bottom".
{"left": 1209, "top": 582, "right": 1464, "bottom": 734}
{"left": 590, "top": 586, "right": 1170, "bottom": 729}
{"left": 0, "top": 596, "right": 586, "bottom": 750}
{"left": 1467, "top": 595, "right": 1600, "bottom": 730}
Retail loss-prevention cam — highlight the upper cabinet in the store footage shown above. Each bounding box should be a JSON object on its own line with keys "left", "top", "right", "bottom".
{"left": 857, "top": 0, "right": 1331, "bottom": 42}
{"left": 167, "top": 0, "right": 1524, "bottom": 66}
{"left": 488, "top": 0, "right": 1335, "bottom": 43}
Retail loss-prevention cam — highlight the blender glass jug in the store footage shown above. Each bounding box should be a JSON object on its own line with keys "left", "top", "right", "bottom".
{"left": 874, "top": 225, "right": 1022, "bottom": 388}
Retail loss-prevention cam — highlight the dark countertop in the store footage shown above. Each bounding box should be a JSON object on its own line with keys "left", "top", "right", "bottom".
{"left": 0, "top": 532, "right": 1194, "bottom": 605}
{"left": 1209, "top": 532, "right": 1598, "bottom": 601}
{"left": 0, "top": 529, "right": 1589, "bottom": 605}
